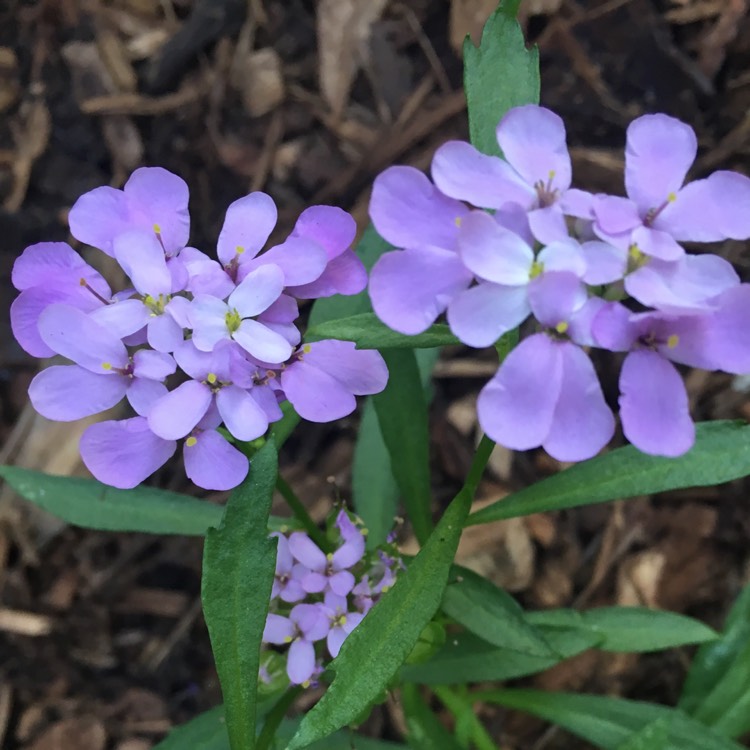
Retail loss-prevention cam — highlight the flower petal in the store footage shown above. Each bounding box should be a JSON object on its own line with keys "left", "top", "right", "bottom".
{"left": 127, "top": 378, "right": 168, "bottom": 417}
{"left": 631, "top": 226, "right": 683, "bottom": 262}
{"left": 528, "top": 205, "right": 570, "bottom": 244}
{"left": 619, "top": 350, "right": 694, "bottom": 457}
{"left": 89, "top": 299, "right": 149, "bottom": 339}
{"left": 286, "top": 640, "right": 316, "bottom": 685}
{"left": 292, "top": 205, "right": 356, "bottom": 260}
{"left": 113, "top": 229, "right": 173, "bottom": 296}
{"left": 217, "top": 192, "right": 277, "bottom": 265}
{"left": 68, "top": 186, "right": 130, "bottom": 256}
{"left": 233, "top": 318, "right": 293, "bottom": 363}
{"left": 289, "top": 249, "right": 367, "bottom": 299}
{"left": 263, "top": 613, "right": 294, "bottom": 644}
{"left": 581, "top": 241, "right": 627, "bottom": 284}
{"left": 189, "top": 295, "right": 230, "bottom": 352}
{"left": 528, "top": 271, "right": 586, "bottom": 329}
{"left": 132, "top": 349, "right": 176, "bottom": 380}
{"left": 245, "top": 236, "right": 328, "bottom": 286}
{"left": 147, "top": 379, "right": 212, "bottom": 439}
{"left": 147, "top": 313, "right": 184, "bottom": 352}
{"left": 303, "top": 341, "right": 388, "bottom": 395}
{"left": 228, "top": 264, "right": 285, "bottom": 318}
{"left": 281, "top": 360, "right": 356, "bottom": 422}
{"left": 216, "top": 385, "right": 269, "bottom": 441}
{"left": 183, "top": 429, "right": 249, "bottom": 490}
{"left": 288, "top": 533, "right": 327, "bottom": 572}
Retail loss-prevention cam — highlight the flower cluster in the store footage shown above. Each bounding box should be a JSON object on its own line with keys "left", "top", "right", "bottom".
{"left": 369, "top": 105, "right": 750, "bottom": 459}
{"left": 12, "top": 168, "right": 388, "bottom": 489}
{"left": 261, "top": 510, "right": 402, "bottom": 687}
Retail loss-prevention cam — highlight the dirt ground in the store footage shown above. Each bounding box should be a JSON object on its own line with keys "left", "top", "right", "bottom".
{"left": 1, "top": 1, "right": 750, "bottom": 748}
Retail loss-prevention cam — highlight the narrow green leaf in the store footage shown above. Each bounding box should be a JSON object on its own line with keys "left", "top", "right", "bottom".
{"left": 680, "top": 585, "right": 750, "bottom": 716}
{"left": 616, "top": 720, "right": 670, "bottom": 750}
{"left": 468, "top": 422, "right": 750, "bottom": 526}
{"left": 402, "top": 684, "right": 463, "bottom": 750}
{"left": 276, "top": 719, "right": 407, "bottom": 749}
{"left": 0, "top": 466, "right": 222, "bottom": 535}
{"left": 286, "top": 440, "right": 493, "bottom": 750}
{"left": 476, "top": 689, "right": 744, "bottom": 750}
{"left": 463, "top": 1, "right": 540, "bottom": 156}
{"left": 401, "top": 627, "right": 600, "bottom": 685}
{"left": 153, "top": 706, "right": 229, "bottom": 750}
{"left": 442, "top": 567, "right": 555, "bottom": 657}
{"left": 527, "top": 607, "right": 718, "bottom": 653}
{"left": 202, "top": 441, "right": 279, "bottom": 750}
{"left": 372, "top": 348, "right": 433, "bottom": 544}
{"left": 306, "top": 313, "right": 459, "bottom": 350}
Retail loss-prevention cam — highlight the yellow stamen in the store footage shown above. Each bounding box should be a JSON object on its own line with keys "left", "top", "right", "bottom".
{"left": 207, "top": 372, "right": 218, "bottom": 384}
{"left": 667, "top": 334, "right": 679, "bottom": 348}
{"left": 101, "top": 362, "right": 112, "bottom": 370}
{"left": 548, "top": 169, "right": 556, "bottom": 179}
{"left": 454, "top": 216, "right": 462, "bottom": 227}
{"left": 326, "top": 552, "right": 334, "bottom": 562}
{"left": 302, "top": 344, "right": 312, "bottom": 354}
{"left": 186, "top": 436, "right": 198, "bottom": 447}
{"left": 236, "top": 244, "right": 245, "bottom": 255}
{"left": 529, "top": 260, "right": 544, "bottom": 279}
{"left": 153, "top": 223, "right": 161, "bottom": 234}
{"left": 667, "top": 192, "right": 677, "bottom": 203}
{"left": 225, "top": 308, "right": 242, "bottom": 333}
{"left": 284, "top": 636, "right": 293, "bottom": 644}
{"left": 555, "top": 321, "right": 569, "bottom": 335}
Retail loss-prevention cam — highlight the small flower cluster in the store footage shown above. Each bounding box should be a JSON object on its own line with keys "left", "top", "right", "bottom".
{"left": 12, "top": 169, "right": 388, "bottom": 490}
{"left": 262, "top": 510, "right": 402, "bottom": 687}
{"left": 369, "top": 105, "right": 750, "bottom": 459}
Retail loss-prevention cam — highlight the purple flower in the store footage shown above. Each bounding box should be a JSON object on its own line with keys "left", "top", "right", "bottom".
{"left": 68, "top": 167, "right": 190, "bottom": 257}
{"left": 322, "top": 591, "right": 364, "bottom": 658}
{"left": 432, "top": 104, "right": 593, "bottom": 244}
{"left": 271, "top": 533, "right": 307, "bottom": 603}
{"left": 264, "top": 604, "right": 330, "bottom": 685}
{"left": 592, "top": 114, "right": 750, "bottom": 260}
{"left": 280, "top": 340, "right": 388, "bottom": 422}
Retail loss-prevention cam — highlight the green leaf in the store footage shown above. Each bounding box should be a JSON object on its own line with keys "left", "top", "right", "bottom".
{"left": 276, "top": 719, "right": 406, "bottom": 749}
{"left": 0, "top": 466, "right": 222, "bottom": 535}
{"left": 286, "top": 444, "right": 490, "bottom": 749}
{"left": 306, "top": 313, "right": 459, "bottom": 350}
{"left": 373, "top": 349, "right": 433, "bottom": 544}
{"left": 476, "top": 689, "right": 744, "bottom": 750}
{"left": 616, "top": 720, "right": 670, "bottom": 750}
{"left": 153, "top": 706, "right": 229, "bottom": 750}
{"left": 468, "top": 422, "right": 750, "bottom": 526}
{"left": 401, "top": 626, "right": 600, "bottom": 685}
{"left": 402, "top": 684, "right": 463, "bottom": 750}
{"left": 463, "top": 1, "right": 540, "bottom": 156}
{"left": 269, "top": 402, "right": 301, "bottom": 449}
{"left": 201, "top": 441, "right": 279, "bottom": 750}
{"left": 442, "top": 567, "right": 555, "bottom": 657}
{"left": 527, "top": 607, "right": 718, "bottom": 653}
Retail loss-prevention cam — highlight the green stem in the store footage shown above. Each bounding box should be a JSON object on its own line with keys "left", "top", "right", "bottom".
{"left": 275, "top": 475, "right": 330, "bottom": 551}
{"left": 433, "top": 685, "right": 497, "bottom": 750}
{"left": 465, "top": 434, "right": 495, "bottom": 497}
{"left": 256, "top": 685, "right": 303, "bottom": 750}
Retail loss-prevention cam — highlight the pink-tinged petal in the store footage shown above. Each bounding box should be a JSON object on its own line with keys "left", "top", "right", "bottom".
{"left": 288, "top": 533, "right": 327, "bottom": 571}
{"left": 327, "top": 628, "right": 348, "bottom": 659}
{"left": 631, "top": 226, "right": 683, "bottom": 262}
{"left": 183, "top": 429, "right": 248, "bottom": 490}
{"left": 477, "top": 333, "right": 564, "bottom": 450}
{"left": 127, "top": 378, "right": 168, "bottom": 416}
{"left": 233, "top": 318, "right": 292, "bottom": 363}
{"left": 113, "top": 230, "right": 172, "bottom": 296}
{"left": 38, "top": 304, "right": 128, "bottom": 372}
{"left": 148, "top": 380, "right": 212, "bottom": 439}
{"left": 12, "top": 242, "right": 98, "bottom": 290}
{"left": 528, "top": 206, "right": 570, "bottom": 244}
{"left": 496, "top": 105, "right": 572, "bottom": 191}
{"left": 656, "top": 171, "right": 750, "bottom": 242}
{"left": 705, "top": 285, "right": 750, "bottom": 374}
{"left": 286, "top": 640, "right": 316, "bottom": 685}
{"left": 581, "top": 241, "right": 627, "bottom": 284}
{"left": 303, "top": 340, "right": 388, "bottom": 395}
{"left": 80, "top": 417, "right": 176, "bottom": 489}
{"left": 369, "top": 166, "right": 468, "bottom": 249}
{"left": 619, "top": 350, "right": 694, "bottom": 456}
{"left": 292, "top": 205, "right": 356, "bottom": 260}
{"left": 132, "top": 349, "right": 176, "bottom": 380}
{"left": 217, "top": 192, "right": 277, "bottom": 265}
{"left": 559, "top": 188, "right": 595, "bottom": 219}
{"left": 591, "top": 302, "right": 637, "bottom": 351}
{"left": 370, "top": 246, "right": 472, "bottom": 335}
{"left": 431, "top": 140, "right": 534, "bottom": 209}
{"left": 447, "top": 283, "right": 530, "bottom": 348}
{"left": 543, "top": 343, "right": 614, "bottom": 461}
{"left": 147, "top": 313, "right": 184, "bottom": 352}
{"left": 216, "top": 385, "right": 269, "bottom": 441}
{"left": 328, "top": 570, "right": 355, "bottom": 597}
{"left": 528, "top": 272, "right": 586, "bottom": 328}
{"left": 281, "top": 360, "right": 356, "bottom": 422}
{"left": 593, "top": 195, "right": 642, "bottom": 234}
{"left": 189, "top": 295, "right": 230, "bottom": 352}
{"left": 68, "top": 186, "right": 130, "bottom": 256}
{"left": 228, "top": 264, "right": 285, "bottom": 318}
{"left": 289, "top": 249, "right": 367, "bottom": 299}
{"left": 29, "top": 365, "right": 127, "bottom": 420}
{"left": 90, "top": 299, "right": 149, "bottom": 338}
{"left": 245, "top": 236, "right": 328, "bottom": 286}
{"left": 625, "top": 114, "right": 697, "bottom": 211}
{"left": 458, "top": 210, "right": 534, "bottom": 285}
{"left": 537, "top": 241, "right": 587, "bottom": 276}
{"left": 626, "top": 253, "right": 739, "bottom": 314}
{"left": 124, "top": 167, "right": 190, "bottom": 254}
{"left": 263, "top": 613, "right": 294, "bottom": 644}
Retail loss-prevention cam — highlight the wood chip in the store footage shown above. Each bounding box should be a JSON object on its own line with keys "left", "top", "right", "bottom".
{"left": 0, "top": 608, "right": 53, "bottom": 636}
{"left": 27, "top": 716, "right": 107, "bottom": 750}
{"left": 236, "top": 47, "right": 284, "bottom": 117}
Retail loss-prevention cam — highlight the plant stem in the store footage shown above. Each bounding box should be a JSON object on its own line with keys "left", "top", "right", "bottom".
{"left": 465, "top": 434, "right": 495, "bottom": 497}
{"left": 275, "top": 474, "right": 330, "bottom": 551}
{"left": 433, "top": 685, "right": 497, "bottom": 750}
{"left": 256, "top": 685, "right": 303, "bottom": 750}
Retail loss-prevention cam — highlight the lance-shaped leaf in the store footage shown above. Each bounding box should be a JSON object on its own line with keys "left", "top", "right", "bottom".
{"left": 402, "top": 684, "right": 463, "bottom": 750}
{"left": 617, "top": 720, "right": 670, "bottom": 750}
{"left": 201, "top": 440, "right": 279, "bottom": 750}
{"left": 468, "top": 422, "right": 750, "bottom": 526}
